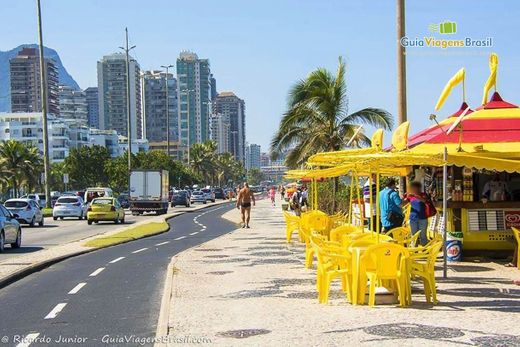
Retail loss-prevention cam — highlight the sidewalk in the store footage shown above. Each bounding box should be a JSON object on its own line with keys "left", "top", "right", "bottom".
{"left": 166, "top": 197, "right": 520, "bottom": 346}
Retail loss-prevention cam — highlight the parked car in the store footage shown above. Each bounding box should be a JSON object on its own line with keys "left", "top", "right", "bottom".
{"left": 53, "top": 196, "right": 88, "bottom": 220}
{"left": 214, "top": 187, "right": 226, "bottom": 200}
{"left": 171, "top": 190, "right": 191, "bottom": 207}
{"left": 190, "top": 190, "right": 207, "bottom": 204}
{"left": 87, "top": 197, "right": 125, "bottom": 225}
{"left": 0, "top": 203, "right": 22, "bottom": 251}
{"left": 117, "top": 194, "right": 130, "bottom": 209}
{"left": 20, "top": 193, "right": 45, "bottom": 207}
{"left": 201, "top": 188, "right": 215, "bottom": 203}
{"left": 5, "top": 198, "right": 44, "bottom": 227}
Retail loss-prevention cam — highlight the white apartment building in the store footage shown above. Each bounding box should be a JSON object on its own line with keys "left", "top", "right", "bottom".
{"left": 0, "top": 112, "right": 70, "bottom": 162}
{"left": 89, "top": 129, "right": 120, "bottom": 157}
{"left": 118, "top": 136, "right": 149, "bottom": 154}
{"left": 58, "top": 85, "right": 88, "bottom": 124}
{"left": 210, "top": 113, "right": 230, "bottom": 154}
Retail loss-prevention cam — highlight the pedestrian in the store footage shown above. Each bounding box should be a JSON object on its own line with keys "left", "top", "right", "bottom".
{"left": 269, "top": 186, "right": 276, "bottom": 206}
{"left": 236, "top": 182, "right": 255, "bottom": 228}
{"left": 291, "top": 187, "right": 302, "bottom": 216}
{"left": 379, "top": 178, "right": 404, "bottom": 233}
{"left": 405, "top": 181, "right": 432, "bottom": 246}
{"left": 280, "top": 185, "right": 286, "bottom": 201}
{"left": 363, "top": 174, "right": 379, "bottom": 231}
{"left": 300, "top": 186, "right": 309, "bottom": 211}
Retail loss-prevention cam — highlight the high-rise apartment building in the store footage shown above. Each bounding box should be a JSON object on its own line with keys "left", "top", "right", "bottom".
{"left": 210, "top": 74, "right": 217, "bottom": 100}
{"left": 245, "top": 143, "right": 261, "bottom": 170}
{"left": 58, "top": 85, "right": 87, "bottom": 124}
{"left": 85, "top": 87, "right": 99, "bottom": 128}
{"left": 9, "top": 47, "right": 60, "bottom": 115}
{"left": 97, "top": 53, "right": 142, "bottom": 139}
{"left": 210, "top": 113, "right": 230, "bottom": 154}
{"left": 176, "top": 51, "right": 211, "bottom": 150}
{"left": 212, "top": 92, "right": 245, "bottom": 162}
{"left": 141, "top": 70, "right": 178, "bottom": 143}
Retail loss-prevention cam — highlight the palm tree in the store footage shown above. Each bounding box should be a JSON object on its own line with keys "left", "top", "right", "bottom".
{"left": 270, "top": 57, "right": 393, "bottom": 168}
{"left": 189, "top": 141, "right": 218, "bottom": 183}
{"left": 0, "top": 140, "right": 43, "bottom": 197}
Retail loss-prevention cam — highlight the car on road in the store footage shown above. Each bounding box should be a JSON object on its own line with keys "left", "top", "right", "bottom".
{"left": 53, "top": 196, "right": 88, "bottom": 220}
{"left": 202, "top": 188, "right": 216, "bottom": 203}
{"left": 0, "top": 203, "right": 22, "bottom": 252}
{"left": 20, "top": 193, "right": 45, "bottom": 208}
{"left": 87, "top": 197, "right": 125, "bottom": 225}
{"left": 190, "top": 190, "right": 207, "bottom": 204}
{"left": 5, "top": 198, "right": 44, "bottom": 227}
{"left": 117, "top": 194, "right": 130, "bottom": 209}
{"left": 214, "top": 187, "right": 226, "bottom": 200}
{"left": 171, "top": 190, "right": 191, "bottom": 207}
{"left": 84, "top": 187, "right": 114, "bottom": 204}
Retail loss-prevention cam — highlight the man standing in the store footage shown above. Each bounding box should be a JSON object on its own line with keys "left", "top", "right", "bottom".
{"left": 237, "top": 182, "right": 256, "bottom": 228}
{"left": 379, "top": 178, "right": 404, "bottom": 232}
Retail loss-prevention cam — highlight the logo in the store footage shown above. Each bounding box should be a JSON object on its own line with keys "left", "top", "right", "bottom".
{"left": 429, "top": 21, "right": 457, "bottom": 34}
{"left": 505, "top": 211, "right": 520, "bottom": 228}
{"left": 400, "top": 20, "right": 493, "bottom": 49}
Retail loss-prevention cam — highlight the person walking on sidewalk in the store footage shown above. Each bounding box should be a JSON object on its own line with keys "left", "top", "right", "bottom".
{"left": 237, "top": 182, "right": 256, "bottom": 228}
{"left": 269, "top": 186, "right": 276, "bottom": 206}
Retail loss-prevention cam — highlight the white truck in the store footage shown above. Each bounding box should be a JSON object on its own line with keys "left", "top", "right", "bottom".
{"left": 129, "top": 170, "right": 169, "bottom": 215}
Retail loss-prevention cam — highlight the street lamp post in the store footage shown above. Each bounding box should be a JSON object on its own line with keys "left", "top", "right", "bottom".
{"left": 36, "top": 0, "right": 51, "bottom": 208}
{"left": 161, "top": 64, "right": 174, "bottom": 157}
{"left": 119, "top": 28, "right": 136, "bottom": 194}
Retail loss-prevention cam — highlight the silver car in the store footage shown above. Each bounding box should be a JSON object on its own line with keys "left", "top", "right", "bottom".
{"left": 0, "top": 204, "right": 22, "bottom": 252}
{"left": 5, "top": 198, "right": 44, "bottom": 227}
{"left": 53, "top": 196, "right": 88, "bottom": 220}
{"left": 191, "top": 191, "right": 207, "bottom": 204}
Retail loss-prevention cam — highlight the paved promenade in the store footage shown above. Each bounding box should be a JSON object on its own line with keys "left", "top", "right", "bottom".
{"left": 167, "top": 197, "right": 520, "bottom": 346}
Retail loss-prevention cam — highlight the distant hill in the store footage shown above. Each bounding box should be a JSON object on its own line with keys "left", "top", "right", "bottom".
{"left": 0, "top": 44, "right": 80, "bottom": 112}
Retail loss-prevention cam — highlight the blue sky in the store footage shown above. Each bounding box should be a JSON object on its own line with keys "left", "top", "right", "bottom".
{"left": 2, "top": 0, "right": 519, "bottom": 150}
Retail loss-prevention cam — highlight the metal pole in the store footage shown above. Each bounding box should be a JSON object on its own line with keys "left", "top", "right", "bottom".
{"left": 120, "top": 28, "right": 135, "bottom": 195}
{"left": 36, "top": 0, "right": 51, "bottom": 208}
{"left": 443, "top": 146, "right": 448, "bottom": 278}
{"left": 397, "top": 0, "right": 408, "bottom": 195}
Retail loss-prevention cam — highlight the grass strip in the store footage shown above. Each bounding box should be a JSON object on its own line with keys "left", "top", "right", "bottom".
{"left": 42, "top": 208, "right": 53, "bottom": 217}
{"left": 83, "top": 221, "right": 169, "bottom": 248}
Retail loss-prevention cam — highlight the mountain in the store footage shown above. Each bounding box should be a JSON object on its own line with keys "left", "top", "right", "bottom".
{"left": 0, "top": 44, "right": 81, "bottom": 112}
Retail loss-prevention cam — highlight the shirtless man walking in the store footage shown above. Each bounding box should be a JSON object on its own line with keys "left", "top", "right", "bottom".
{"left": 236, "top": 182, "right": 255, "bottom": 228}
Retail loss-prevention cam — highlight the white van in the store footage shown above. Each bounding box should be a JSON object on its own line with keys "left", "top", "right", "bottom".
{"left": 84, "top": 187, "right": 114, "bottom": 204}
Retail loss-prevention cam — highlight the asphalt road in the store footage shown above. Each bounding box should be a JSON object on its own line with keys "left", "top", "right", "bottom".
{"left": 0, "top": 202, "right": 236, "bottom": 347}
{"left": 0, "top": 204, "right": 208, "bottom": 263}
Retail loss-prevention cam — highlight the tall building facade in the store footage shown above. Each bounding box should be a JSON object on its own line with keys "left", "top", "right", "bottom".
{"left": 141, "top": 70, "right": 178, "bottom": 143}
{"left": 212, "top": 92, "right": 245, "bottom": 162}
{"left": 97, "top": 53, "right": 142, "bottom": 139}
{"left": 58, "top": 85, "right": 87, "bottom": 124}
{"left": 85, "top": 87, "right": 99, "bottom": 128}
{"left": 245, "top": 143, "right": 261, "bottom": 170}
{"left": 209, "top": 113, "right": 230, "bottom": 154}
{"left": 210, "top": 74, "right": 217, "bottom": 100}
{"left": 176, "top": 51, "right": 211, "bottom": 151}
{"left": 9, "top": 47, "right": 60, "bottom": 115}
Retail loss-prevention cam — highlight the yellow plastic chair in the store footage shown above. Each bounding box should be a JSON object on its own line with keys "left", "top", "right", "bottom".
{"left": 409, "top": 240, "right": 443, "bottom": 304}
{"left": 329, "top": 224, "right": 362, "bottom": 243}
{"left": 311, "top": 238, "right": 352, "bottom": 304}
{"left": 402, "top": 203, "right": 412, "bottom": 228}
{"left": 283, "top": 211, "right": 300, "bottom": 243}
{"left": 360, "top": 243, "right": 410, "bottom": 307}
{"left": 385, "top": 226, "right": 412, "bottom": 246}
{"left": 511, "top": 227, "right": 520, "bottom": 270}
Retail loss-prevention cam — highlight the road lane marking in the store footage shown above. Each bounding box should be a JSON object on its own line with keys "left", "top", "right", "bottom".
{"left": 16, "top": 333, "right": 40, "bottom": 347}
{"left": 109, "top": 256, "right": 125, "bottom": 264}
{"left": 89, "top": 267, "right": 105, "bottom": 277}
{"left": 68, "top": 282, "right": 86, "bottom": 294}
{"left": 174, "top": 236, "right": 186, "bottom": 240}
{"left": 44, "top": 303, "right": 67, "bottom": 319}
{"left": 189, "top": 232, "right": 198, "bottom": 235}
{"left": 132, "top": 248, "right": 148, "bottom": 254}
{"left": 155, "top": 241, "right": 170, "bottom": 246}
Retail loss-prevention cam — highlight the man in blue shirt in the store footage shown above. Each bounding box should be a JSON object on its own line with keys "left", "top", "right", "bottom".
{"left": 379, "top": 178, "right": 403, "bottom": 232}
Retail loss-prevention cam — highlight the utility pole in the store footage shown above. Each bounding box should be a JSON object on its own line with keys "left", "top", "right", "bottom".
{"left": 119, "top": 28, "right": 136, "bottom": 194}
{"left": 397, "top": 0, "right": 407, "bottom": 194}
{"left": 161, "top": 65, "right": 174, "bottom": 157}
{"left": 36, "top": 0, "right": 51, "bottom": 208}
{"left": 397, "top": 0, "right": 407, "bottom": 124}
{"left": 182, "top": 89, "right": 194, "bottom": 164}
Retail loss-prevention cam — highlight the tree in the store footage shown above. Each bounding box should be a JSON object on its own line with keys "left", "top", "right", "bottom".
{"left": 63, "top": 146, "right": 111, "bottom": 189}
{"left": 247, "top": 167, "right": 265, "bottom": 186}
{"left": 190, "top": 141, "right": 218, "bottom": 184}
{"left": 0, "top": 140, "right": 42, "bottom": 197}
{"left": 270, "top": 57, "right": 393, "bottom": 168}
